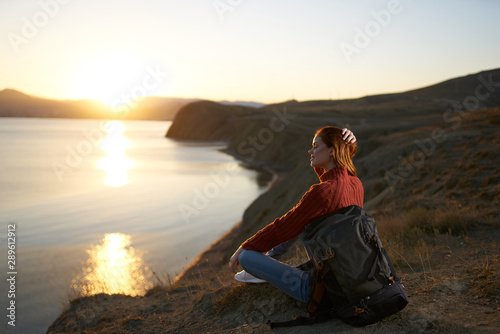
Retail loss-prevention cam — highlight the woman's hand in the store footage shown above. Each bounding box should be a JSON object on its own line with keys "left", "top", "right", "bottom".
{"left": 229, "top": 246, "right": 244, "bottom": 273}
{"left": 342, "top": 128, "right": 356, "bottom": 144}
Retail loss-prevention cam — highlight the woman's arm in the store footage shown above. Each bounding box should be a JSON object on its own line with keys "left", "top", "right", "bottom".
{"left": 228, "top": 183, "right": 331, "bottom": 273}
{"left": 229, "top": 246, "right": 244, "bottom": 273}
{"left": 240, "top": 182, "right": 332, "bottom": 252}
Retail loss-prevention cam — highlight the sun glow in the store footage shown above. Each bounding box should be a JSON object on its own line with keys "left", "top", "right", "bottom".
{"left": 98, "top": 121, "right": 135, "bottom": 187}
{"left": 71, "top": 54, "right": 146, "bottom": 107}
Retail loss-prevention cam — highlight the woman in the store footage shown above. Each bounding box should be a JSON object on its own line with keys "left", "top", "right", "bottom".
{"left": 229, "top": 126, "right": 363, "bottom": 303}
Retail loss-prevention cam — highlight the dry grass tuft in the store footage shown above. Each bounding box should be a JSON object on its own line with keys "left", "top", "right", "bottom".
{"left": 373, "top": 204, "right": 485, "bottom": 273}
{"left": 468, "top": 253, "right": 500, "bottom": 298}
{"left": 376, "top": 204, "right": 479, "bottom": 241}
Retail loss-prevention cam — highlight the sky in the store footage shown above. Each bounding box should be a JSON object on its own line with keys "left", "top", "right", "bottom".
{"left": 0, "top": 0, "right": 499, "bottom": 105}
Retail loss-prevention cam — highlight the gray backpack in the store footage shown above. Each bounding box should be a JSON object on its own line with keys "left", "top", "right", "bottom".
{"left": 270, "top": 205, "right": 408, "bottom": 327}
{"left": 303, "top": 205, "right": 408, "bottom": 325}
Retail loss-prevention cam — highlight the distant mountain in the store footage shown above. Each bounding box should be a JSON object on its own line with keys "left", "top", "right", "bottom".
{"left": 218, "top": 100, "right": 266, "bottom": 108}
{"left": 0, "top": 89, "right": 196, "bottom": 120}
{"left": 260, "top": 68, "right": 500, "bottom": 116}
{"left": 127, "top": 96, "right": 199, "bottom": 120}
{"left": 402, "top": 68, "right": 500, "bottom": 104}
{"left": 2, "top": 68, "right": 498, "bottom": 120}
{"left": 0, "top": 89, "right": 32, "bottom": 99}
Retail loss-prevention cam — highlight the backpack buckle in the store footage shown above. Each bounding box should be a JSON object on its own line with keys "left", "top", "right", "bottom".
{"left": 353, "top": 306, "right": 366, "bottom": 315}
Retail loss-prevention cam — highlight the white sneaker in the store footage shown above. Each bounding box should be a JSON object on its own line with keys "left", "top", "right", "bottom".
{"left": 234, "top": 270, "right": 266, "bottom": 283}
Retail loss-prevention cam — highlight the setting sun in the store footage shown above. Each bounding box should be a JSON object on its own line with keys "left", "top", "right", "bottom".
{"left": 71, "top": 54, "right": 147, "bottom": 107}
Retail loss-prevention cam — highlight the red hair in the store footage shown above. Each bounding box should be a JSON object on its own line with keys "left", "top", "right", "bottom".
{"left": 315, "top": 126, "right": 357, "bottom": 176}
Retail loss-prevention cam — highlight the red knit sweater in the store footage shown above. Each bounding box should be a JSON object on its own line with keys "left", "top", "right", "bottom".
{"left": 241, "top": 166, "right": 364, "bottom": 252}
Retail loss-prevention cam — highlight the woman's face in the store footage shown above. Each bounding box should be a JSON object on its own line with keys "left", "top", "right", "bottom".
{"left": 308, "top": 135, "right": 334, "bottom": 170}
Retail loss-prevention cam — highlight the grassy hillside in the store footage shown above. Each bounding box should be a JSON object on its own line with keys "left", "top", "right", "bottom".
{"left": 47, "top": 69, "right": 500, "bottom": 333}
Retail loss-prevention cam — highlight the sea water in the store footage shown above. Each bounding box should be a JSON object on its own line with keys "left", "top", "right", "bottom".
{"left": 0, "top": 117, "right": 266, "bottom": 333}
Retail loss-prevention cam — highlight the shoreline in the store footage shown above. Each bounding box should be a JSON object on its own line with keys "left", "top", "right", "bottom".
{"left": 175, "top": 147, "right": 289, "bottom": 284}
{"left": 45, "top": 144, "right": 294, "bottom": 333}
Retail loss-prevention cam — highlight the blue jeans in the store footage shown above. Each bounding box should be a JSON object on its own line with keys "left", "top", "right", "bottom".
{"left": 238, "top": 250, "right": 310, "bottom": 303}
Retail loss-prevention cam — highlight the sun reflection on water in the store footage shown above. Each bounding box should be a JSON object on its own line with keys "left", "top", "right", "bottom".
{"left": 71, "top": 233, "right": 153, "bottom": 297}
{"left": 98, "top": 121, "right": 135, "bottom": 187}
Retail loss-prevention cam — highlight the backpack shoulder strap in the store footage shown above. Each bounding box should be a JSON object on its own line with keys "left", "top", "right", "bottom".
{"left": 381, "top": 246, "right": 400, "bottom": 282}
